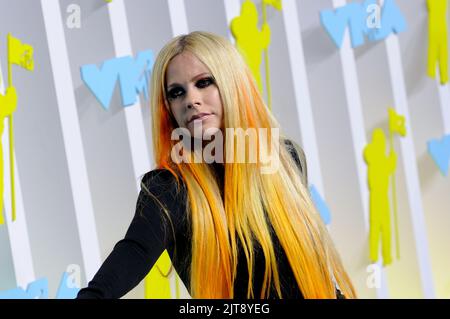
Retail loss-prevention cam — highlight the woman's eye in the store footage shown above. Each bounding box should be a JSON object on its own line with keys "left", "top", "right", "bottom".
{"left": 196, "top": 77, "right": 214, "bottom": 88}
{"left": 167, "top": 77, "right": 214, "bottom": 100}
{"left": 167, "top": 87, "right": 184, "bottom": 100}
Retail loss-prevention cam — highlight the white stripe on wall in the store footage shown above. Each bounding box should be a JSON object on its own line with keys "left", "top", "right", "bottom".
{"left": 282, "top": 0, "right": 325, "bottom": 195}
{"left": 41, "top": 0, "right": 101, "bottom": 282}
{"left": 332, "top": 0, "right": 389, "bottom": 299}
{"left": 108, "top": 0, "right": 152, "bottom": 189}
{"left": 0, "top": 63, "right": 35, "bottom": 289}
{"left": 384, "top": 33, "right": 436, "bottom": 299}
{"left": 223, "top": 0, "right": 241, "bottom": 42}
{"left": 168, "top": 0, "right": 189, "bottom": 37}
{"left": 436, "top": 81, "right": 450, "bottom": 134}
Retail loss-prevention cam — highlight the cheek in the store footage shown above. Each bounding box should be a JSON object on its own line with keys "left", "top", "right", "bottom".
{"left": 209, "top": 90, "right": 223, "bottom": 115}
{"left": 169, "top": 105, "right": 184, "bottom": 126}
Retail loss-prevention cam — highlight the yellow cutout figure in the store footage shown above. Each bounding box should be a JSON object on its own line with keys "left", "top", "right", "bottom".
{"left": 389, "top": 108, "right": 406, "bottom": 137}
{"left": 364, "top": 128, "right": 397, "bottom": 266}
{"left": 387, "top": 108, "right": 406, "bottom": 261}
{"left": 263, "top": 0, "right": 282, "bottom": 11}
{"left": 144, "top": 250, "right": 177, "bottom": 298}
{"left": 427, "top": 0, "right": 448, "bottom": 84}
{"left": 231, "top": 0, "right": 271, "bottom": 95}
{"left": 2, "top": 33, "right": 34, "bottom": 223}
{"left": 8, "top": 34, "right": 34, "bottom": 71}
{"left": 0, "top": 86, "right": 17, "bottom": 225}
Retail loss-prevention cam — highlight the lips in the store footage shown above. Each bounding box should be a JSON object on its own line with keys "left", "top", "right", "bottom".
{"left": 188, "top": 113, "right": 212, "bottom": 124}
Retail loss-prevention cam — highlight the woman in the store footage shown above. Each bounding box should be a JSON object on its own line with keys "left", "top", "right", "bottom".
{"left": 77, "top": 31, "right": 356, "bottom": 299}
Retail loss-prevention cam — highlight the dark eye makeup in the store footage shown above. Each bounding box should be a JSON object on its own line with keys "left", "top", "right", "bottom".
{"left": 166, "top": 76, "right": 215, "bottom": 101}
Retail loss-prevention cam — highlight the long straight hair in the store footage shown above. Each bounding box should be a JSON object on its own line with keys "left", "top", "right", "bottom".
{"left": 149, "top": 31, "right": 356, "bottom": 299}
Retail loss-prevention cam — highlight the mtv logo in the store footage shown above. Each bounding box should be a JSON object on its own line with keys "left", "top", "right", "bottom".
{"left": 320, "top": 0, "right": 406, "bottom": 48}
{"left": 81, "top": 50, "right": 154, "bottom": 110}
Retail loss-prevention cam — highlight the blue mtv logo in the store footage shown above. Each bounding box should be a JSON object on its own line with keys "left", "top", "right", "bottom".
{"left": 81, "top": 50, "right": 154, "bottom": 110}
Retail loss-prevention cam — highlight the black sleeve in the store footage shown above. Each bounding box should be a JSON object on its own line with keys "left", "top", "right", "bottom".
{"left": 76, "top": 169, "right": 185, "bottom": 299}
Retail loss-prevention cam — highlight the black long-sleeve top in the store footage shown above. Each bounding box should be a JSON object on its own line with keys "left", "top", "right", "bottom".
{"left": 76, "top": 140, "right": 340, "bottom": 299}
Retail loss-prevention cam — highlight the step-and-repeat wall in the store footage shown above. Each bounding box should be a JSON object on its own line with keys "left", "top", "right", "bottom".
{"left": 0, "top": 0, "right": 449, "bottom": 299}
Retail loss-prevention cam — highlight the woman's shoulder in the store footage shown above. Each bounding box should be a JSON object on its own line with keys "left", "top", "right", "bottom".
{"left": 139, "top": 168, "right": 187, "bottom": 206}
{"left": 141, "top": 168, "right": 184, "bottom": 191}
{"left": 138, "top": 168, "right": 188, "bottom": 224}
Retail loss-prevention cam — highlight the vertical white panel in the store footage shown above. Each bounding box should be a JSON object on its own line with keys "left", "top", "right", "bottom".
{"left": 107, "top": 0, "right": 153, "bottom": 299}
{"left": 282, "top": 0, "right": 325, "bottom": 195}
{"left": 223, "top": 0, "right": 241, "bottom": 24}
{"left": 223, "top": 0, "right": 241, "bottom": 42}
{"left": 333, "top": 0, "right": 369, "bottom": 229}
{"left": 168, "top": 0, "right": 189, "bottom": 37}
{"left": 436, "top": 82, "right": 450, "bottom": 134}
{"left": 384, "top": 32, "right": 436, "bottom": 298}
{"left": 332, "top": 0, "right": 389, "bottom": 299}
{"left": 41, "top": 0, "right": 101, "bottom": 282}
{"left": 108, "top": 0, "right": 152, "bottom": 188}
{"left": 0, "top": 63, "right": 35, "bottom": 289}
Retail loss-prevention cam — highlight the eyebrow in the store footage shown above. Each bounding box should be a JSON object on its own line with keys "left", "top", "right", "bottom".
{"left": 166, "top": 72, "right": 211, "bottom": 90}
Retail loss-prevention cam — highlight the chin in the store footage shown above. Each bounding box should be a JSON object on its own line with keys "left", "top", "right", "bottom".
{"left": 202, "top": 127, "right": 221, "bottom": 140}
{"left": 188, "top": 121, "right": 222, "bottom": 140}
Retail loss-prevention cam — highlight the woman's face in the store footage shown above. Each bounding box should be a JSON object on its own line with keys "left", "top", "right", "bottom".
{"left": 165, "top": 51, "right": 224, "bottom": 139}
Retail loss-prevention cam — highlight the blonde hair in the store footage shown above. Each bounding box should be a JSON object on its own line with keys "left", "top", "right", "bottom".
{"left": 148, "top": 31, "right": 356, "bottom": 299}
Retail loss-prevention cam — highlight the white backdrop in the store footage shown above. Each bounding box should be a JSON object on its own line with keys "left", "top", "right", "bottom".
{"left": 0, "top": 0, "right": 449, "bottom": 299}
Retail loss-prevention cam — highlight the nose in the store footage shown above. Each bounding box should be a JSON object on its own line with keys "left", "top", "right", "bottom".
{"left": 185, "top": 87, "right": 202, "bottom": 109}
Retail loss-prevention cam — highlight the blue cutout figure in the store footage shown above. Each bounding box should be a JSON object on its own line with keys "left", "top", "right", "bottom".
{"left": 81, "top": 50, "right": 153, "bottom": 110}
{"left": 320, "top": 0, "right": 406, "bottom": 48}
{"left": 428, "top": 134, "right": 450, "bottom": 176}
{"left": 0, "top": 278, "right": 48, "bottom": 299}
